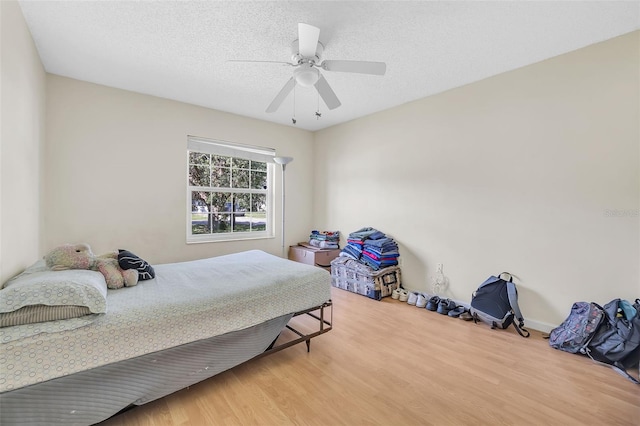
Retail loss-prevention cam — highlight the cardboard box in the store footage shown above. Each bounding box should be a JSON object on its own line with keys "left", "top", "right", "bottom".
{"left": 288, "top": 244, "right": 341, "bottom": 269}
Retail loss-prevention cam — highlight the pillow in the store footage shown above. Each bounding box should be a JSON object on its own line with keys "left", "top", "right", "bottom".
{"left": 0, "top": 265, "right": 107, "bottom": 328}
{"left": 118, "top": 249, "right": 155, "bottom": 280}
{"left": 0, "top": 305, "right": 92, "bottom": 328}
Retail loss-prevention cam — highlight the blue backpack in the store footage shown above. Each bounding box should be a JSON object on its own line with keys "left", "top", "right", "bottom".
{"left": 470, "top": 272, "right": 530, "bottom": 338}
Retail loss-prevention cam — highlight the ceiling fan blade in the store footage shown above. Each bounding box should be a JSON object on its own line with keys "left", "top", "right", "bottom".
{"left": 314, "top": 74, "right": 341, "bottom": 110}
{"left": 266, "top": 77, "right": 296, "bottom": 113}
{"left": 298, "top": 23, "right": 320, "bottom": 58}
{"left": 227, "top": 60, "right": 293, "bottom": 66}
{"left": 321, "top": 60, "right": 386, "bottom": 76}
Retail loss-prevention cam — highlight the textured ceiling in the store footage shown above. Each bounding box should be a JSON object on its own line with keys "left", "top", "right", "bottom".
{"left": 19, "top": 1, "right": 640, "bottom": 131}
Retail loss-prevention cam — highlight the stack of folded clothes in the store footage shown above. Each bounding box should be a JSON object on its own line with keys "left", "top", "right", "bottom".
{"left": 339, "top": 227, "right": 400, "bottom": 270}
{"left": 308, "top": 230, "right": 340, "bottom": 249}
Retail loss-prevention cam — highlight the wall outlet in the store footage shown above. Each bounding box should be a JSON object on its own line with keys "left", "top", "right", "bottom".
{"left": 436, "top": 263, "right": 443, "bottom": 274}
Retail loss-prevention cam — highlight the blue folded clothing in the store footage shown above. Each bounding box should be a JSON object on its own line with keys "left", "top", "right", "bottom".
{"left": 368, "top": 230, "right": 386, "bottom": 240}
{"left": 362, "top": 237, "right": 393, "bottom": 248}
{"left": 341, "top": 243, "right": 362, "bottom": 260}
{"left": 348, "top": 227, "right": 378, "bottom": 240}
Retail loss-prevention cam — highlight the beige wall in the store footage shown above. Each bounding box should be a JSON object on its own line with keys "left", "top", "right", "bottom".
{"left": 44, "top": 76, "right": 314, "bottom": 264}
{"left": 0, "top": 1, "right": 46, "bottom": 283}
{"left": 314, "top": 31, "right": 640, "bottom": 331}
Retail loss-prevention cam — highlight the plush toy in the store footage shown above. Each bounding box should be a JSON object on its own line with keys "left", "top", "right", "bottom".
{"left": 44, "top": 243, "right": 138, "bottom": 289}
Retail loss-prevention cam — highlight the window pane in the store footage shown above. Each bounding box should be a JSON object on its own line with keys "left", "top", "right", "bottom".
{"left": 212, "top": 155, "right": 230, "bottom": 167}
{"left": 189, "top": 165, "right": 210, "bottom": 187}
{"left": 192, "top": 214, "right": 212, "bottom": 234}
{"left": 251, "top": 161, "right": 267, "bottom": 172}
{"left": 233, "top": 216, "right": 250, "bottom": 233}
{"left": 235, "top": 193, "right": 250, "bottom": 212}
{"left": 232, "top": 158, "right": 250, "bottom": 170}
{"left": 189, "top": 152, "right": 209, "bottom": 166}
{"left": 209, "top": 192, "right": 231, "bottom": 214}
{"left": 252, "top": 194, "right": 267, "bottom": 213}
{"left": 232, "top": 169, "right": 250, "bottom": 189}
{"left": 213, "top": 214, "right": 231, "bottom": 233}
{"left": 211, "top": 167, "right": 230, "bottom": 188}
{"left": 191, "top": 191, "right": 210, "bottom": 213}
{"left": 250, "top": 217, "right": 266, "bottom": 231}
{"left": 249, "top": 193, "right": 266, "bottom": 231}
{"left": 251, "top": 171, "right": 267, "bottom": 189}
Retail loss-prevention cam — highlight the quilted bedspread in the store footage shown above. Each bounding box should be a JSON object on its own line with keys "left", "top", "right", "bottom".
{"left": 0, "top": 250, "right": 330, "bottom": 393}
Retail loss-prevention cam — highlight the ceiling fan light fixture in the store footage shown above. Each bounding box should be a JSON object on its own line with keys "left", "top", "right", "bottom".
{"left": 293, "top": 66, "right": 319, "bottom": 87}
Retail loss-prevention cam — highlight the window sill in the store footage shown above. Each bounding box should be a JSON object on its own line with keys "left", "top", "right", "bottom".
{"left": 187, "top": 233, "right": 275, "bottom": 244}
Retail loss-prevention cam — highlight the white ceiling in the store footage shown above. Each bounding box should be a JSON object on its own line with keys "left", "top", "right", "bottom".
{"left": 19, "top": 1, "right": 640, "bottom": 131}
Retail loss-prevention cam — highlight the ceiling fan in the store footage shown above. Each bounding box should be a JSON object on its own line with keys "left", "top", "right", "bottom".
{"left": 230, "top": 23, "right": 386, "bottom": 113}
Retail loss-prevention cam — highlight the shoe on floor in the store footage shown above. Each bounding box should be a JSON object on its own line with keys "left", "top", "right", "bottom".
{"left": 407, "top": 291, "right": 419, "bottom": 305}
{"left": 426, "top": 296, "right": 440, "bottom": 311}
{"left": 459, "top": 311, "right": 474, "bottom": 321}
{"left": 391, "top": 288, "right": 401, "bottom": 300}
{"left": 398, "top": 289, "right": 409, "bottom": 302}
{"left": 448, "top": 306, "right": 466, "bottom": 317}
{"left": 437, "top": 299, "right": 456, "bottom": 315}
{"left": 416, "top": 293, "right": 428, "bottom": 308}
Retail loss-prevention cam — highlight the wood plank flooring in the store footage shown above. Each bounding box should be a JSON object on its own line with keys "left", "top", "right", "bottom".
{"left": 101, "top": 287, "right": 640, "bottom": 425}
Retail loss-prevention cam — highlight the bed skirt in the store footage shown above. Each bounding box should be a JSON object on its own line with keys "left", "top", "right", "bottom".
{"left": 0, "top": 315, "right": 291, "bottom": 426}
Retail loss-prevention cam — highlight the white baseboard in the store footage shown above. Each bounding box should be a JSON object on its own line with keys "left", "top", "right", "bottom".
{"left": 523, "top": 319, "right": 555, "bottom": 334}
{"left": 449, "top": 298, "right": 556, "bottom": 333}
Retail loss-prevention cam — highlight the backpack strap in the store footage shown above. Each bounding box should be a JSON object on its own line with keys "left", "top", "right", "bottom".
{"left": 585, "top": 348, "right": 640, "bottom": 384}
{"left": 506, "top": 281, "right": 530, "bottom": 338}
{"left": 512, "top": 319, "right": 530, "bottom": 338}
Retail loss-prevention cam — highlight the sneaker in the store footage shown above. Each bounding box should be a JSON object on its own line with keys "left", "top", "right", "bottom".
{"left": 437, "top": 299, "right": 456, "bottom": 315}
{"left": 407, "top": 292, "right": 419, "bottom": 305}
{"left": 426, "top": 296, "right": 440, "bottom": 311}
{"left": 416, "top": 293, "right": 428, "bottom": 308}
{"left": 447, "top": 306, "right": 466, "bottom": 317}
{"left": 391, "top": 288, "right": 401, "bottom": 300}
{"left": 398, "top": 289, "right": 409, "bottom": 302}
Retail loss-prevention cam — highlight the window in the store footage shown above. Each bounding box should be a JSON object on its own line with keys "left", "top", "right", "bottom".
{"left": 187, "top": 136, "right": 275, "bottom": 243}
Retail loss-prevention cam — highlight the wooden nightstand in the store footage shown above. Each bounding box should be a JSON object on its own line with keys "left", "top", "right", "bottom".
{"left": 288, "top": 243, "right": 341, "bottom": 270}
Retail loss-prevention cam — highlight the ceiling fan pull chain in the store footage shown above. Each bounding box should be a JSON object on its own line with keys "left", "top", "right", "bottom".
{"left": 316, "top": 90, "right": 321, "bottom": 119}
{"left": 291, "top": 84, "right": 297, "bottom": 125}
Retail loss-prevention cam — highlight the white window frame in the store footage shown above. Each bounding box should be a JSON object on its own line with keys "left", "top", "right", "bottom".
{"left": 187, "top": 136, "right": 275, "bottom": 243}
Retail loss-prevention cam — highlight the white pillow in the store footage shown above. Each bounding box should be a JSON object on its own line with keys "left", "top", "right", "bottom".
{"left": 0, "top": 263, "right": 107, "bottom": 327}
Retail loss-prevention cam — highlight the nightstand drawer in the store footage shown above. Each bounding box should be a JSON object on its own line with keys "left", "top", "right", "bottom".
{"left": 288, "top": 245, "right": 341, "bottom": 269}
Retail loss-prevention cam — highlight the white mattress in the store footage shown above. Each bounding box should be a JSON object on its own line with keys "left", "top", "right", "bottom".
{"left": 0, "top": 250, "right": 330, "bottom": 393}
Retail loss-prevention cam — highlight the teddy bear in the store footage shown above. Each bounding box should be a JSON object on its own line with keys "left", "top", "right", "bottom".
{"left": 44, "top": 243, "right": 138, "bottom": 289}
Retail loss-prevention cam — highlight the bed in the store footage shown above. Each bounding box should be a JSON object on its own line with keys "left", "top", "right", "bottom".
{"left": 0, "top": 250, "right": 332, "bottom": 426}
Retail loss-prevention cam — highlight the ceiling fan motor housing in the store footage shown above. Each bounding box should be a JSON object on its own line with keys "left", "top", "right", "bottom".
{"left": 291, "top": 39, "right": 324, "bottom": 65}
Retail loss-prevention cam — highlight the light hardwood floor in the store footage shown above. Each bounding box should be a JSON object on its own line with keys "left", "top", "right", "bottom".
{"left": 101, "top": 287, "right": 640, "bottom": 425}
